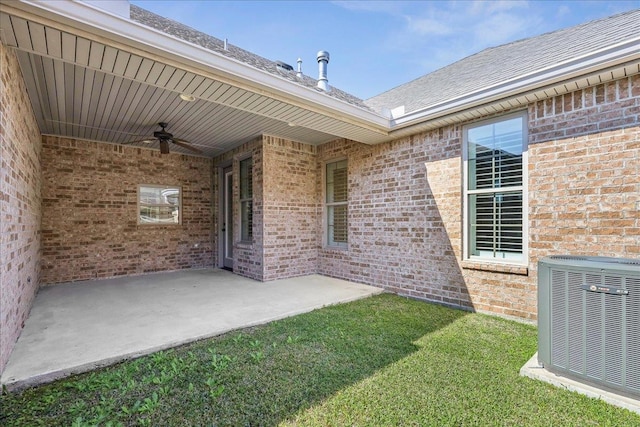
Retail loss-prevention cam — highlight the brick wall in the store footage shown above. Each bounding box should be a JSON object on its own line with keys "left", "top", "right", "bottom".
{"left": 312, "top": 74, "right": 639, "bottom": 320}
{"left": 212, "top": 135, "right": 318, "bottom": 282}
{"left": 0, "top": 43, "right": 42, "bottom": 373}
{"left": 262, "top": 136, "right": 317, "bottom": 281}
{"left": 528, "top": 75, "right": 640, "bottom": 261}
{"left": 316, "top": 132, "right": 472, "bottom": 310}
{"left": 41, "top": 136, "right": 213, "bottom": 284}
{"left": 212, "top": 137, "right": 264, "bottom": 280}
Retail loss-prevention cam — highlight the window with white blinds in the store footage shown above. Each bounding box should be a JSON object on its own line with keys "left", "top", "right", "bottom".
{"left": 326, "top": 160, "right": 348, "bottom": 248}
{"left": 464, "top": 113, "right": 527, "bottom": 262}
{"left": 240, "top": 157, "right": 253, "bottom": 241}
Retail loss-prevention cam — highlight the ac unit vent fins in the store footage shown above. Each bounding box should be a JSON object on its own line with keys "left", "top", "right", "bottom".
{"left": 547, "top": 255, "right": 640, "bottom": 266}
{"left": 538, "top": 255, "right": 640, "bottom": 399}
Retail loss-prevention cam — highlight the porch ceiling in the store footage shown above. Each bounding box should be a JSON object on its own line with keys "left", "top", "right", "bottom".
{"left": 3, "top": 2, "right": 638, "bottom": 158}
{"left": 0, "top": 3, "right": 391, "bottom": 157}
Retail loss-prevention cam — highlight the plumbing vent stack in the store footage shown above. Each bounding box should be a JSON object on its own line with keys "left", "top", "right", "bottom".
{"left": 296, "top": 58, "right": 303, "bottom": 78}
{"left": 316, "top": 51, "right": 330, "bottom": 91}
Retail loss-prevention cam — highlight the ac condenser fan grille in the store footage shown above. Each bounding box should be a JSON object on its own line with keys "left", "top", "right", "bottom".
{"left": 539, "top": 256, "right": 640, "bottom": 399}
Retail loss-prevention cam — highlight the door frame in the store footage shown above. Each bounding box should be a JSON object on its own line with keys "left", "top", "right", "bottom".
{"left": 218, "top": 163, "right": 233, "bottom": 270}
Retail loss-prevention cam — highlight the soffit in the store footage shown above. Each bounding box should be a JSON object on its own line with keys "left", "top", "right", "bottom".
{"left": 389, "top": 61, "right": 640, "bottom": 139}
{"left": 0, "top": 7, "right": 390, "bottom": 157}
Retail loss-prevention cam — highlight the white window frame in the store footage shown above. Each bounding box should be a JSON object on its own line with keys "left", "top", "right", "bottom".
{"left": 239, "top": 156, "right": 253, "bottom": 242}
{"left": 325, "top": 159, "right": 348, "bottom": 249}
{"left": 137, "top": 184, "right": 182, "bottom": 225}
{"left": 462, "top": 111, "right": 528, "bottom": 265}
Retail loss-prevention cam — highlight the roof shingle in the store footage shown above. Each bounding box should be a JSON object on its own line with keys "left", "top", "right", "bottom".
{"left": 130, "top": 5, "right": 373, "bottom": 111}
{"left": 364, "top": 9, "right": 640, "bottom": 115}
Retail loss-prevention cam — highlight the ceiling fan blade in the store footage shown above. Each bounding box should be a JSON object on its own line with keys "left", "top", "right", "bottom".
{"left": 123, "top": 138, "right": 155, "bottom": 145}
{"left": 172, "top": 138, "right": 204, "bottom": 154}
{"left": 159, "top": 140, "right": 170, "bottom": 154}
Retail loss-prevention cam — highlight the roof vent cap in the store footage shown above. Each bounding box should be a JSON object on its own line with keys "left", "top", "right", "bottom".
{"left": 296, "top": 58, "right": 303, "bottom": 78}
{"left": 276, "top": 61, "right": 294, "bottom": 72}
{"left": 317, "top": 50, "right": 330, "bottom": 91}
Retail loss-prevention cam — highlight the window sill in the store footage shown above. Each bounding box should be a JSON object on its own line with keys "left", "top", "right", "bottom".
{"left": 461, "top": 260, "right": 528, "bottom": 276}
{"left": 323, "top": 245, "right": 348, "bottom": 251}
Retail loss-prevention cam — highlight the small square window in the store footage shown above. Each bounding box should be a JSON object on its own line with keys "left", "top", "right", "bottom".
{"left": 138, "top": 185, "right": 181, "bottom": 224}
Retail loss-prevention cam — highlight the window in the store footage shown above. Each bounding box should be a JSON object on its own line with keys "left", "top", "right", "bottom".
{"left": 240, "top": 157, "right": 253, "bottom": 241}
{"left": 138, "top": 185, "right": 181, "bottom": 224}
{"left": 463, "top": 113, "right": 527, "bottom": 263}
{"left": 326, "top": 159, "right": 348, "bottom": 247}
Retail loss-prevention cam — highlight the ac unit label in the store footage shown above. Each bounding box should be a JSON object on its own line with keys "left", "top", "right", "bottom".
{"left": 581, "top": 284, "right": 629, "bottom": 295}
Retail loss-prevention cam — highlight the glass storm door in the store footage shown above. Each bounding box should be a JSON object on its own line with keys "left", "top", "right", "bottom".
{"left": 223, "top": 167, "right": 233, "bottom": 270}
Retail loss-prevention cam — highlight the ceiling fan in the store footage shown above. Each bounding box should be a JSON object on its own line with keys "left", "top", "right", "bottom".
{"left": 129, "top": 122, "right": 203, "bottom": 155}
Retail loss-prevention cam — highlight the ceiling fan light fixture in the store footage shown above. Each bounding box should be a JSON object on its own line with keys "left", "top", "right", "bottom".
{"left": 179, "top": 93, "right": 196, "bottom": 102}
{"left": 126, "top": 122, "right": 203, "bottom": 155}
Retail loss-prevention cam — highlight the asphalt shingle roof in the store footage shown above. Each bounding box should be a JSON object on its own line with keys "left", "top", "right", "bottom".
{"left": 131, "top": 6, "right": 638, "bottom": 118}
{"left": 130, "top": 5, "right": 373, "bottom": 111}
{"left": 365, "top": 9, "right": 640, "bottom": 115}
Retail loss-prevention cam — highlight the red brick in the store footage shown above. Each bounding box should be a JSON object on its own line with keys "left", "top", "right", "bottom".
{"left": 595, "top": 84, "right": 606, "bottom": 104}
{"left": 310, "top": 76, "right": 640, "bottom": 321}
{"left": 41, "top": 136, "right": 214, "bottom": 284}
{"left": 0, "top": 43, "right": 42, "bottom": 373}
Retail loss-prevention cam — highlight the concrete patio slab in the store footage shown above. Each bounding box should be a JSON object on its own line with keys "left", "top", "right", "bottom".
{"left": 1, "top": 269, "right": 383, "bottom": 391}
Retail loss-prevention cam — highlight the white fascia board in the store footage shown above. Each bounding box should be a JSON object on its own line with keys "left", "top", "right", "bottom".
{"left": 8, "top": 0, "right": 390, "bottom": 133}
{"left": 390, "top": 37, "right": 640, "bottom": 131}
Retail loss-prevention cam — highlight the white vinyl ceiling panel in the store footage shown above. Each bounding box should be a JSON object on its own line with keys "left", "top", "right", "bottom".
{"left": 16, "top": 52, "right": 343, "bottom": 154}
{"left": 1, "top": 12, "right": 389, "bottom": 157}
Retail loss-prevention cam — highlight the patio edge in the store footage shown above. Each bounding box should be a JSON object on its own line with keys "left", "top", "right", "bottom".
{"left": 1, "top": 287, "right": 384, "bottom": 392}
{"left": 520, "top": 352, "right": 640, "bottom": 415}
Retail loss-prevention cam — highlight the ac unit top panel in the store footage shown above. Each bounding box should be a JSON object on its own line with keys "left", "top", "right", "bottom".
{"left": 540, "top": 255, "right": 640, "bottom": 274}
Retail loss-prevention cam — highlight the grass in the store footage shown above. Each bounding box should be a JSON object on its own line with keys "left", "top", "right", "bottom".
{"left": 1, "top": 294, "right": 638, "bottom": 426}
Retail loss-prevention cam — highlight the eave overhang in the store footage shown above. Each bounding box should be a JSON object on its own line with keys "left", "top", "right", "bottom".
{"left": 387, "top": 37, "right": 640, "bottom": 138}
{"left": 0, "top": 0, "right": 391, "bottom": 148}
{"left": 1, "top": 1, "right": 638, "bottom": 149}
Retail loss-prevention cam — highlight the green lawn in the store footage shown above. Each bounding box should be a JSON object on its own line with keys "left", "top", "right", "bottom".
{"left": 1, "top": 294, "right": 638, "bottom": 426}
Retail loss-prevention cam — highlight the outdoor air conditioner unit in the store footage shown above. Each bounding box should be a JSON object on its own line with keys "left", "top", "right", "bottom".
{"left": 538, "top": 255, "right": 640, "bottom": 399}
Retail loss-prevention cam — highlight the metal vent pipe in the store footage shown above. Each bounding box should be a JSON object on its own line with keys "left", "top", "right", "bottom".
{"left": 317, "top": 50, "right": 330, "bottom": 91}
{"left": 297, "top": 58, "right": 303, "bottom": 78}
